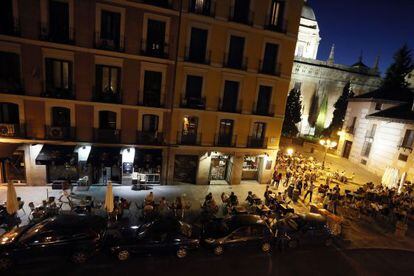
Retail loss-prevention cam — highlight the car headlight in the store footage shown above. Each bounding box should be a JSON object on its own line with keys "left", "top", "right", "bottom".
{"left": 204, "top": 238, "right": 216, "bottom": 244}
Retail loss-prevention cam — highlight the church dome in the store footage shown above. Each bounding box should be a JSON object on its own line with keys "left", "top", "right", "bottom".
{"left": 302, "top": 3, "right": 317, "bottom": 21}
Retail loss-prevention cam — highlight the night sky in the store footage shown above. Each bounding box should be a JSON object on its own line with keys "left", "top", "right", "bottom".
{"left": 308, "top": 0, "right": 414, "bottom": 75}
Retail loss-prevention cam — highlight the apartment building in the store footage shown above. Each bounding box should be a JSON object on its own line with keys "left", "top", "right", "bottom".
{"left": 0, "top": 0, "right": 302, "bottom": 186}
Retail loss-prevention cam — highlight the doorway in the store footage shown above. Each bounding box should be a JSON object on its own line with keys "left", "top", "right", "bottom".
{"left": 209, "top": 155, "right": 230, "bottom": 184}
{"left": 342, "top": 140, "right": 353, "bottom": 159}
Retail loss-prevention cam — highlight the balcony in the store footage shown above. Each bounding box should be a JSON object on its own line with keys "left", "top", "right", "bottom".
{"left": 0, "top": 78, "right": 24, "bottom": 95}
{"left": 397, "top": 137, "right": 413, "bottom": 153}
{"left": 93, "top": 87, "right": 122, "bottom": 104}
{"left": 138, "top": 91, "right": 165, "bottom": 108}
{"left": 218, "top": 98, "right": 242, "bottom": 113}
{"left": 137, "top": 131, "right": 164, "bottom": 145}
{"left": 252, "top": 103, "right": 275, "bottom": 117}
{"left": 258, "top": 60, "right": 281, "bottom": 77}
{"left": 184, "top": 47, "right": 211, "bottom": 65}
{"left": 0, "top": 17, "right": 20, "bottom": 36}
{"left": 141, "top": 40, "right": 169, "bottom": 59}
{"left": 39, "top": 23, "right": 75, "bottom": 44}
{"left": 247, "top": 136, "right": 268, "bottom": 149}
{"left": 223, "top": 53, "right": 248, "bottom": 71}
{"left": 141, "top": 0, "right": 173, "bottom": 9}
{"left": 188, "top": 0, "right": 215, "bottom": 17}
{"left": 93, "top": 128, "right": 121, "bottom": 144}
{"left": 264, "top": 17, "right": 288, "bottom": 33}
{"left": 180, "top": 95, "right": 206, "bottom": 110}
{"left": 228, "top": 6, "right": 254, "bottom": 26}
{"left": 0, "top": 123, "right": 25, "bottom": 138}
{"left": 214, "top": 134, "right": 237, "bottom": 147}
{"left": 42, "top": 84, "right": 75, "bottom": 100}
{"left": 45, "top": 126, "right": 76, "bottom": 141}
{"left": 177, "top": 131, "right": 202, "bottom": 146}
{"left": 94, "top": 32, "right": 125, "bottom": 52}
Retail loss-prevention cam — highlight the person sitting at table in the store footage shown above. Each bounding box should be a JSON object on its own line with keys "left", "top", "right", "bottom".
{"left": 246, "top": 191, "right": 255, "bottom": 206}
{"left": 221, "top": 192, "right": 229, "bottom": 204}
{"left": 228, "top": 192, "right": 238, "bottom": 207}
{"left": 158, "top": 197, "right": 169, "bottom": 216}
{"left": 145, "top": 192, "right": 155, "bottom": 206}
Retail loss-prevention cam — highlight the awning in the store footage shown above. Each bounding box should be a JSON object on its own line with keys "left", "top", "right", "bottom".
{"left": 0, "top": 143, "right": 20, "bottom": 159}
{"left": 87, "top": 146, "right": 121, "bottom": 167}
{"left": 35, "top": 145, "right": 77, "bottom": 165}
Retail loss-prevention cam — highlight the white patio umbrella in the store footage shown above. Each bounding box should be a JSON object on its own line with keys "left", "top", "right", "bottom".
{"left": 6, "top": 182, "right": 19, "bottom": 215}
{"left": 104, "top": 181, "right": 114, "bottom": 213}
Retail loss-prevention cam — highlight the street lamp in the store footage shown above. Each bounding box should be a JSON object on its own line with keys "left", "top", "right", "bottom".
{"left": 286, "top": 148, "right": 294, "bottom": 156}
{"left": 319, "top": 139, "right": 337, "bottom": 169}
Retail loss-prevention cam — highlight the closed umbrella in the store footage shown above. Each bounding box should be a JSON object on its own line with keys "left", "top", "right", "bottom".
{"left": 104, "top": 181, "right": 114, "bottom": 213}
{"left": 6, "top": 182, "right": 19, "bottom": 215}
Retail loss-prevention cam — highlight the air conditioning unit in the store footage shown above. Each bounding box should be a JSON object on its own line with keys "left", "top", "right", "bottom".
{"left": 0, "top": 124, "right": 16, "bottom": 136}
{"left": 48, "top": 127, "right": 64, "bottom": 139}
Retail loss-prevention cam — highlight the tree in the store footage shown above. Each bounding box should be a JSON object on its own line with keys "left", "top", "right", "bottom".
{"left": 315, "top": 92, "right": 328, "bottom": 136}
{"left": 282, "top": 88, "right": 302, "bottom": 137}
{"left": 324, "top": 82, "right": 354, "bottom": 136}
{"left": 308, "top": 88, "right": 319, "bottom": 128}
{"left": 381, "top": 44, "right": 414, "bottom": 99}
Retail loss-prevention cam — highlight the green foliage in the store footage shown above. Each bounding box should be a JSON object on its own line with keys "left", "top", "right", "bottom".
{"left": 308, "top": 89, "right": 319, "bottom": 128}
{"left": 315, "top": 92, "right": 328, "bottom": 136}
{"left": 282, "top": 88, "right": 302, "bottom": 137}
{"left": 382, "top": 44, "right": 414, "bottom": 93}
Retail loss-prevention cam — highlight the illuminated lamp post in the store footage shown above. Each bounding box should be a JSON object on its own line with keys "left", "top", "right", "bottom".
{"left": 319, "top": 139, "right": 337, "bottom": 169}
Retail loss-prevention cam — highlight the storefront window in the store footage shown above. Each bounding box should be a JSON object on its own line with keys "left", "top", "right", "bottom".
{"left": 243, "top": 156, "right": 257, "bottom": 170}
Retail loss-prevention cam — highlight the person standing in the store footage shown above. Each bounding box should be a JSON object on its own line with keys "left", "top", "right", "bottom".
{"left": 304, "top": 181, "right": 315, "bottom": 203}
{"left": 272, "top": 170, "right": 278, "bottom": 188}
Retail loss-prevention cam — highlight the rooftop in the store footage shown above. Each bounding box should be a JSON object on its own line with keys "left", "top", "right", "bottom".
{"left": 367, "top": 103, "right": 414, "bottom": 124}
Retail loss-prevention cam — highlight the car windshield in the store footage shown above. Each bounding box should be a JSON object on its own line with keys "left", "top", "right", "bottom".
{"left": 18, "top": 220, "right": 49, "bottom": 244}
{"left": 0, "top": 227, "right": 27, "bottom": 245}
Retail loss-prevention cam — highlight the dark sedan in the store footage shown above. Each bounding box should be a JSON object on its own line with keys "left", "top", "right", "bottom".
{"left": 276, "top": 213, "right": 334, "bottom": 249}
{"left": 109, "top": 217, "right": 200, "bottom": 260}
{"left": 202, "top": 215, "right": 274, "bottom": 256}
{"left": 0, "top": 214, "right": 107, "bottom": 271}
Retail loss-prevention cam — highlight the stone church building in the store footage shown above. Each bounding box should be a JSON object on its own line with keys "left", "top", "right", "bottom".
{"left": 290, "top": 2, "right": 382, "bottom": 135}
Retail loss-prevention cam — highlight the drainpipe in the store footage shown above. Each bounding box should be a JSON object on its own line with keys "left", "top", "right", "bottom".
{"left": 165, "top": 0, "right": 183, "bottom": 185}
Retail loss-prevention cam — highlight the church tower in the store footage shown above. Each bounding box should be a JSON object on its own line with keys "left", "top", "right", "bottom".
{"left": 294, "top": 0, "right": 321, "bottom": 59}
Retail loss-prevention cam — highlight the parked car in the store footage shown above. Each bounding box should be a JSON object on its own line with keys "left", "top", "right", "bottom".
{"left": 275, "top": 213, "right": 334, "bottom": 249}
{"left": 0, "top": 214, "right": 107, "bottom": 271}
{"left": 202, "top": 214, "right": 274, "bottom": 256}
{"left": 109, "top": 217, "right": 199, "bottom": 261}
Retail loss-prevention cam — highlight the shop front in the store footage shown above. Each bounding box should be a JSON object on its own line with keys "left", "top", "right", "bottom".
{"left": 87, "top": 146, "right": 121, "bottom": 185}
{"left": 242, "top": 155, "right": 259, "bottom": 181}
{"left": 209, "top": 153, "right": 233, "bottom": 184}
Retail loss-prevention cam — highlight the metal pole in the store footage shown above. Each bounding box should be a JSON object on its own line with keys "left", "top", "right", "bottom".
{"left": 322, "top": 146, "right": 328, "bottom": 169}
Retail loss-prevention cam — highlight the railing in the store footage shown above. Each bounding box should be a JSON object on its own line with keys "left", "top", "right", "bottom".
{"left": 45, "top": 126, "right": 76, "bottom": 141}
{"left": 247, "top": 136, "right": 268, "bottom": 149}
{"left": 39, "top": 22, "right": 75, "bottom": 44}
{"left": 141, "top": 40, "right": 169, "bottom": 59}
{"left": 397, "top": 137, "right": 413, "bottom": 153}
{"left": 228, "top": 6, "right": 254, "bottom": 26}
{"left": 218, "top": 98, "right": 242, "bottom": 113}
{"left": 258, "top": 60, "right": 281, "bottom": 77}
{"left": 0, "top": 78, "right": 24, "bottom": 95}
{"left": 0, "top": 17, "right": 20, "bottom": 36}
{"left": 138, "top": 90, "right": 165, "bottom": 108}
{"left": 42, "top": 83, "right": 75, "bottom": 100}
{"left": 188, "top": 0, "right": 216, "bottom": 17}
{"left": 137, "top": 131, "right": 164, "bottom": 145}
{"left": 252, "top": 102, "right": 275, "bottom": 117}
{"left": 264, "top": 17, "right": 288, "bottom": 33}
{"left": 184, "top": 47, "right": 211, "bottom": 65}
{"left": 0, "top": 123, "right": 26, "bottom": 138}
{"left": 177, "top": 131, "right": 202, "bottom": 146}
{"left": 92, "top": 86, "right": 122, "bottom": 104}
{"left": 223, "top": 53, "right": 248, "bottom": 71}
{"left": 93, "top": 128, "right": 121, "bottom": 143}
{"left": 141, "top": 0, "right": 173, "bottom": 9}
{"left": 94, "top": 32, "right": 125, "bottom": 52}
{"left": 180, "top": 95, "right": 206, "bottom": 110}
{"left": 214, "top": 134, "right": 237, "bottom": 147}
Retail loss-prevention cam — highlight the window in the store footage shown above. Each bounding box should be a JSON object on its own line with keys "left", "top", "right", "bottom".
{"left": 96, "top": 65, "right": 121, "bottom": 100}
{"left": 48, "top": 0, "right": 70, "bottom": 43}
{"left": 45, "top": 58, "right": 72, "bottom": 92}
{"left": 100, "top": 10, "right": 121, "bottom": 49}
{"left": 0, "top": 0, "right": 15, "bottom": 35}
{"left": 142, "top": 115, "right": 159, "bottom": 133}
{"left": 221, "top": 81, "right": 239, "bottom": 112}
{"left": 0, "top": 103, "right": 19, "bottom": 124}
{"left": 256, "top": 86, "right": 272, "bottom": 115}
{"left": 99, "top": 111, "right": 117, "bottom": 129}
{"left": 189, "top": 0, "right": 212, "bottom": 16}
{"left": 51, "top": 107, "right": 70, "bottom": 127}
{"left": 366, "top": 124, "right": 377, "bottom": 138}
{"left": 294, "top": 82, "right": 302, "bottom": 92}
{"left": 401, "top": 130, "right": 414, "bottom": 148}
{"left": 226, "top": 36, "right": 245, "bottom": 69}
{"left": 188, "top": 27, "right": 208, "bottom": 63}
{"left": 218, "top": 119, "right": 234, "bottom": 146}
{"left": 296, "top": 44, "right": 304, "bottom": 57}
{"left": 181, "top": 116, "right": 199, "bottom": 144}
{"left": 0, "top": 51, "right": 21, "bottom": 93}
{"left": 145, "top": 19, "right": 166, "bottom": 57}
{"left": 268, "top": 0, "right": 285, "bottom": 30}
{"left": 143, "top": 71, "right": 162, "bottom": 107}
{"left": 185, "top": 75, "right": 203, "bottom": 99}
{"left": 374, "top": 102, "right": 382, "bottom": 111}
{"left": 261, "top": 43, "right": 279, "bottom": 75}
{"left": 252, "top": 122, "right": 266, "bottom": 140}
{"left": 361, "top": 141, "right": 372, "bottom": 157}
{"left": 398, "top": 154, "right": 408, "bottom": 162}
{"left": 231, "top": 0, "right": 251, "bottom": 25}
